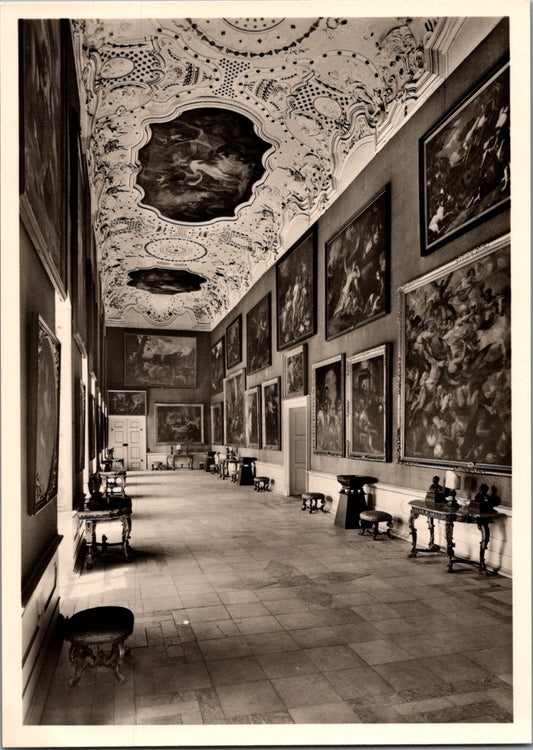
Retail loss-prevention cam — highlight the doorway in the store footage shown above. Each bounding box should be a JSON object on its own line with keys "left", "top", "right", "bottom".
{"left": 288, "top": 403, "right": 308, "bottom": 496}
{"left": 108, "top": 415, "right": 146, "bottom": 470}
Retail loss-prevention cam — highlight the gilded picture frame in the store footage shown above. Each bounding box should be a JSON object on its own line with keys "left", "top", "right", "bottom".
{"left": 245, "top": 386, "right": 261, "bottom": 450}
{"left": 124, "top": 333, "right": 197, "bottom": 388}
{"left": 224, "top": 368, "right": 246, "bottom": 446}
{"left": 155, "top": 403, "right": 204, "bottom": 445}
{"left": 246, "top": 293, "right": 272, "bottom": 375}
{"left": 312, "top": 354, "right": 345, "bottom": 457}
{"left": 210, "top": 336, "right": 225, "bottom": 395}
{"left": 226, "top": 315, "right": 242, "bottom": 370}
{"left": 276, "top": 227, "right": 317, "bottom": 350}
{"left": 283, "top": 344, "right": 308, "bottom": 399}
{"left": 261, "top": 377, "right": 281, "bottom": 451}
{"left": 211, "top": 402, "right": 224, "bottom": 445}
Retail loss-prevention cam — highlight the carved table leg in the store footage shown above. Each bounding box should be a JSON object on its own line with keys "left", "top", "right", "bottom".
{"left": 372, "top": 521, "right": 380, "bottom": 541}
{"left": 319, "top": 497, "right": 327, "bottom": 513}
{"left": 445, "top": 518, "right": 455, "bottom": 573}
{"left": 386, "top": 519, "right": 393, "bottom": 538}
{"left": 105, "top": 640, "right": 127, "bottom": 683}
{"left": 85, "top": 520, "right": 95, "bottom": 570}
{"left": 68, "top": 642, "right": 97, "bottom": 686}
{"left": 301, "top": 496, "right": 308, "bottom": 511}
{"left": 309, "top": 497, "right": 317, "bottom": 514}
{"left": 478, "top": 522, "right": 491, "bottom": 575}
{"left": 427, "top": 517, "right": 438, "bottom": 550}
{"left": 408, "top": 510, "right": 419, "bottom": 557}
{"left": 121, "top": 515, "right": 132, "bottom": 560}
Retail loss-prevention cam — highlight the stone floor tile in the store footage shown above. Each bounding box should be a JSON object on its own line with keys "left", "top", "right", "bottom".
{"left": 197, "top": 636, "right": 253, "bottom": 661}
{"left": 215, "top": 680, "right": 285, "bottom": 718}
{"left": 288, "top": 626, "right": 344, "bottom": 648}
{"left": 323, "top": 666, "right": 397, "bottom": 700}
{"left": 218, "top": 590, "right": 260, "bottom": 605}
{"left": 288, "top": 701, "right": 359, "bottom": 723}
{"left": 206, "top": 655, "right": 267, "bottom": 686}
{"left": 303, "top": 644, "right": 367, "bottom": 672}
{"left": 244, "top": 631, "right": 300, "bottom": 655}
{"left": 270, "top": 672, "right": 343, "bottom": 709}
{"left": 349, "top": 638, "right": 414, "bottom": 665}
{"left": 373, "top": 659, "right": 445, "bottom": 691}
{"left": 234, "top": 615, "right": 284, "bottom": 635}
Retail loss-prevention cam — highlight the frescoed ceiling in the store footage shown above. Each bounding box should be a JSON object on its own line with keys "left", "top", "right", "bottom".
{"left": 71, "top": 15, "right": 491, "bottom": 330}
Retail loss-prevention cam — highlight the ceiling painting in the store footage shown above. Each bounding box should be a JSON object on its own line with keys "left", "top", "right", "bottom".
{"left": 126, "top": 267, "right": 207, "bottom": 294}
{"left": 71, "top": 16, "right": 472, "bottom": 330}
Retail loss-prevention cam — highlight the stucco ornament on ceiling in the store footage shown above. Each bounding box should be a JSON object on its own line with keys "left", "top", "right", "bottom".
{"left": 72, "top": 16, "right": 453, "bottom": 330}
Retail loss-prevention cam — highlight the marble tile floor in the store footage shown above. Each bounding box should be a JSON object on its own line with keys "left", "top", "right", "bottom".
{"left": 38, "top": 470, "right": 513, "bottom": 726}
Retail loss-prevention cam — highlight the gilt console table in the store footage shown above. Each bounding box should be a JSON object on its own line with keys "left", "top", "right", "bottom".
{"left": 408, "top": 499, "right": 498, "bottom": 574}
{"left": 78, "top": 496, "right": 132, "bottom": 570}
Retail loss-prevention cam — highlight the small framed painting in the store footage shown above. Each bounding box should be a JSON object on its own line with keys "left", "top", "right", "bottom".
{"left": 224, "top": 368, "right": 246, "bottom": 445}
{"left": 108, "top": 390, "right": 146, "bottom": 415}
{"left": 155, "top": 403, "right": 204, "bottom": 445}
{"left": 245, "top": 386, "right": 261, "bottom": 449}
{"left": 226, "top": 315, "right": 242, "bottom": 370}
{"left": 261, "top": 377, "right": 281, "bottom": 451}
{"left": 312, "top": 354, "right": 345, "bottom": 457}
{"left": 246, "top": 293, "right": 271, "bottom": 375}
{"left": 346, "top": 344, "right": 390, "bottom": 462}
{"left": 420, "top": 60, "right": 510, "bottom": 255}
{"left": 325, "top": 186, "right": 389, "bottom": 340}
{"left": 211, "top": 402, "right": 224, "bottom": 445}
{"left": 210, "top": 336, "right": 225, "bottom": 395}
{"left": 283, "top": 344, "right": 308, "bottom": 399}
{"left": 276, "top": 227, "right": 316, "bottom": 350}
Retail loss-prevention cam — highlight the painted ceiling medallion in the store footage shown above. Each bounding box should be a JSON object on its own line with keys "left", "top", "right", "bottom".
{"left": 137, "top": 108, "right": 272, "bottom": 223}
{"left": 127, "top": 267, "right": 207, "bottom": 294}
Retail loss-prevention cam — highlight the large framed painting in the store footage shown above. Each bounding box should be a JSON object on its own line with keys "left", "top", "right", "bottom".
{"left": 246, "top": 293, "right": 272, "bottom": 375}
{"left": 346, "top": 344, "right": 390, "bottom": 462}
{"left": 74, "top": 379, "right": 86, "bottom": 475}
{"left": 226, "top": 315, "right": 242, "bottom": 370}
{"left": 210, "top": 336, "right": 225, "bottom": 395}
{"left": 124, "top": 333, "right": 197, "bottom": 387}
{"left": 420, "top": 60, "right": 510, "bottom": 255}
{"left": 276, "top": 227, "right": 316, "bottom": 350}
{"left": 20, "top": 20, "right": 67, "bottom": 299}
{"left": 155, "top": 403, "right": 204, "bottom": 445}
{"left": 283, "top": 344, "right": 307, "bottom": 399}
{"left": 88, "top": 392, "right": 96, "bottom": 462}
{"left": 325, "top": 186, "right": 390, "bottom": 340}
{"left": 398, "top": 234, "right": 511, "bottom": 474}
{"left": 211, "top": 402, "right": 224, "bottom": 445}
{"left": 108, "top": 390, "right": 146, "bottom": 415}
{"left": 245, "top": 386, "right": 261, "bottom": 449}
{"left": 224, "top": 368, "right": 246, "bottom": 446}
{"left": 29, "top": 316, "right": 61, "bottom": 514}
{"left": 261, "top": 377, "right": 281, "bottom": 451}
{"left": 312, "top": 354, "right": 345, "bottom": 457}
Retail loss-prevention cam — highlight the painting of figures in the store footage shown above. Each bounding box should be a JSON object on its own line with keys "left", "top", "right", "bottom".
{"left": 276, "top": 228, "right": 316, "bottom": 350}
{"left": 283, "top": 344, "right": 307, "bottom": 399}
{"left": 226, "top": 315, "right": 242, "bottom": 370}
{"left": 399, "top": 235, "right": 511, "bottom": 473}
{"left": 326, "top": 187, "right": 389, "bottom": 339}
{"left": 108, "top": 390, "right": 146, "bottom": 415}
{"left": 211, "top": 402, "right": 224, "bottom": 445}
{"left": 245, "top": 387, "right": 261, "bottom": 449}
{"left": 246, "top": 293, "right": 272, "bottom": 374}
{"left": 420, "top": 61, "right": 510, "bottom": 255}
{"left": 224, "top": 369, "right": 246, "bottom": 446}
{"left": 312, "top": 355, "right": 345, "bottom": 457}
{"left": 75, "top": 380, "right": 86, "bottom": 476}
{"left": 210, "top": 337, "right": 225, "bottom": 395}
{"left": 261, "top": 378, "right": 281, "bottom": 450}
{"left": 20, "top": 20, "right": 67, "bottom": 298}
{"left": 155, "top": 404, "right": 204, "bottom": 445}
{"left": 137, "top": 107, "right": 271, "bottom": 223}
{"left": 346, "top": 345, "right": 389, "bottom": 461}
{"left": 124, "top": 333, "right": 197, "bottom": 387}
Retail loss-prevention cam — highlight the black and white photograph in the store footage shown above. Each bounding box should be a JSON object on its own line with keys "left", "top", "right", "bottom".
{"left": 5, "top": 7, "right": 528, "bottom": 748}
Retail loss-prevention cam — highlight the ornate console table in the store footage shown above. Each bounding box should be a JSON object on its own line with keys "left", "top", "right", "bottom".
{"left": 78, "top": 496, "right": 132, "bottom": 570}
{"left": 408, "top": 499, "right": 498, "bottom": 574}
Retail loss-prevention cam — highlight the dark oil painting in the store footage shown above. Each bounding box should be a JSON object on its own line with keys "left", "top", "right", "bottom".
{"left": 211, "top": 402, "right": 224, "bottom": 445}
{"left": 224, "top": 369, "right": 246, "bottom": 446}
{"left": 326, "top": 187, "right": 389, "bottom": 340}
{"left": 137, "top": 107, "right": 271, "bottom": 223}
{"left": 283, "top": 344, "right": 307, "bottom": 399}
{"left": 399, "top": 235, "right": 511, "bottom": 474}
{"left": 75, "top": 379, "right": 86, "bottom": 476}
{"left": 124, "top": 333, "right": 197, "bottom": 387}
{"left": 420, "top": 61, "right": 510, "bottom": 255}
{"left": 226, "top": 315, "right": 242, "bottom": 370}
{"left": 246, "top": 293, "right": 271, "bottom": 375}
{"left": 210, "top": 337, "right": 225, "bottom": 395}
{"left": 276, "top": 228, "right": 316, "bottom": 350}
{"left": 155, "top": 404, "right": 204, "bottom": 445}
{"left": 108, "top": 390, "right": 146, "bottom": 416}
{"left": 261, "top": 377, "right": 281, "bottom": 451}
{"left": 312, "top": 355, "right": 345, "bottom": 457}
{"left": 127, "top": 267, "right": 206, "bottom": 295}
{"left": 245, "top": 387, "right": 261, "bottom": 449}
{"left": 346, "top": 345, "right": 389, "bottom": 461}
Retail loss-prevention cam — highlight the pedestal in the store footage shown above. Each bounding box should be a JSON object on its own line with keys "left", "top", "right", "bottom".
{"left": 239, "top": 457, "right": 257, "bottom": 485}
{"left": 334, "top": 475, "right": 378, "bottom": 529}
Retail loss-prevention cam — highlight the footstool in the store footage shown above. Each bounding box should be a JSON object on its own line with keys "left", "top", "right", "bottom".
{"left": 254, "top": 476, "right": 270, "bottom": 492}
{"left": 301, "top": 492, "right": 326, "bottom": 514}
{"left": 64, "top": 606, "right": 134, "bottom": 685}
{"left": 359, "top": 510, "right": 393, "bottom": 540}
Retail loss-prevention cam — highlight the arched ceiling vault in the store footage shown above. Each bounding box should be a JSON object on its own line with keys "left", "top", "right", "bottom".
{"left": 71, "top": 16, "right": 492, "bottom": 331}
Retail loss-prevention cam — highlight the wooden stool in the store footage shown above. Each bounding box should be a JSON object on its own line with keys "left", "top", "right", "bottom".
{"left": 254, "top": 476, "right": 270, "bottom": 492}
{"left": 64, "top": 606, "right": 134, "bottom": 685}
{"left": 359, "top": 510, "right": 393, "bottom": 540}
{"left": 301, "top": 492, "right": 326, "bottom": 514}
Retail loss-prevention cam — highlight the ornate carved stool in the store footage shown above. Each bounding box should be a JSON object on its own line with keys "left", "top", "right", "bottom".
{"left": 359, "top": 510, "right": 393, "bottom": 540}
{"left": 64, "top": 606, "right": 134, "bottom": 686}
{"left": 301, "top": 492, "right": 326, "bottom": 514}
{"left": 254, "top": 476, "right": 270, "bottom": 492}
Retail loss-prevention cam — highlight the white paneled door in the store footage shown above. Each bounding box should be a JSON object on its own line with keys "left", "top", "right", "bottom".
{"left": 108, "top": 415, "right": 146, "bottom": 470}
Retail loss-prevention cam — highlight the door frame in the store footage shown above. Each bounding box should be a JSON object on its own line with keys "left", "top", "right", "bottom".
{"left": 282, "top": 395, "right": 309, "bottom": 496}
{"left": 108, "top": 414, "right": 147, "bottom": 470}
